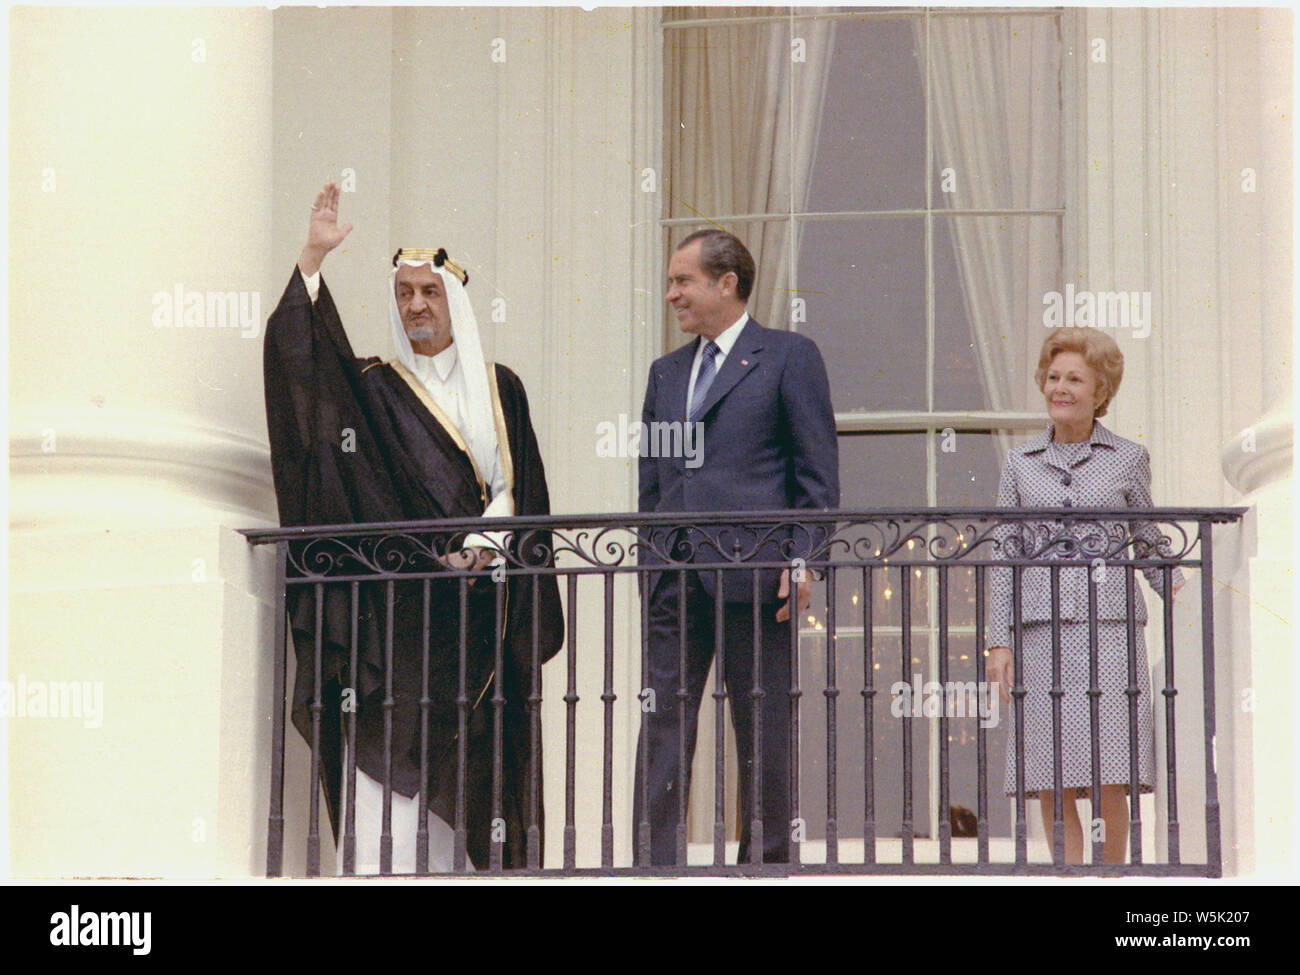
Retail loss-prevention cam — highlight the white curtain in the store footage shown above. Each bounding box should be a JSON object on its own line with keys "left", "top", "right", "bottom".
{"left": 924, "top": 14, "right": 1062, "bottom": 449}
{"left": 667, "top": 11, "right": 836, "bottom": 347}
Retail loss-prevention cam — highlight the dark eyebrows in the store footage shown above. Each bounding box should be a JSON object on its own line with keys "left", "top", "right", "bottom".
{"left": 396, "top": 280, "right": 445, "bottom": 295}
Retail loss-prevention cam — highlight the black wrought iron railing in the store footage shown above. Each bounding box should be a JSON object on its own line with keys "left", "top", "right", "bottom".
{"left": 241, "top": 506, "right": 1244, "bottom": 877}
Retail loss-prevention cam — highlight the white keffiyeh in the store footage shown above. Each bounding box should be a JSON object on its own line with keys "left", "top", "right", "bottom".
{"left": 387, "top": 258, "right": 500, "bottom": 487}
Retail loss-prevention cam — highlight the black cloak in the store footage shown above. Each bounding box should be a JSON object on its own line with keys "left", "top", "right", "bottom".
{"left": 263, "top": 266, "right": 563, "bottom": 870}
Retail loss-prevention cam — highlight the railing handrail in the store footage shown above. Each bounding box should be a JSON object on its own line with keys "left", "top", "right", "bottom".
{"left": 239, "top": 505, "right": 1248, "bottom": 544}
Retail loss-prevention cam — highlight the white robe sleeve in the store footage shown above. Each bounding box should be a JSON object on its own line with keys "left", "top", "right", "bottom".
{"left": 462, "top": 447, "right": 512, "bottom": 559}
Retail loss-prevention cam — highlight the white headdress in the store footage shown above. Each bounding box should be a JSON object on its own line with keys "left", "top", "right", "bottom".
{"left": 387, "top": 248, "right": 498, "bottom": 481}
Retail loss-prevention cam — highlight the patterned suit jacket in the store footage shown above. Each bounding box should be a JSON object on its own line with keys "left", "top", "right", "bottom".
{"left": 986, "top": 421, "right": 1183, "bottom": 648}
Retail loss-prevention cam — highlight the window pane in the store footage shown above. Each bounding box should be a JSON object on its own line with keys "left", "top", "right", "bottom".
{"left": 943, "top": 632, "right": 1012, "bottom": 838}
{"left": 798, "top": 217, "right": 926, "bottom": 412}
{"left": 874, "top": 632, "right": 934, "bottom": 846}
{"left": 835, "top": 432, "right": 928, "bottom": 625}
{"left": 934, "top": 214, "right": 1062, "bottom": 412}
{"left": 930, "top": 211, "right": 984, "bottom": 411}
{"left": 803, "top": 15, "right": 926, "bottom": 212}
{"left": 837, "top": 431, "right": 924, "bottom": 508}
{"left": 935, "top": 429, "right": 1005, "bottom": 507}
{"left": 799, "top": 632, "right": 934, "bottom": 846}
{"left": 810, "top": 553, "right": 927, "bottom": 630}
{"left": 800, "top": 617, "right": 1014, "bottom": 844}
{"left": 664, "top": 5, "right": 791, "bottom": 21}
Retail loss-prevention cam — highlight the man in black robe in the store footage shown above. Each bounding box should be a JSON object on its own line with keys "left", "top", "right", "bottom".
{"left": 263, "top": 182, "right": 562, "bottom": 872}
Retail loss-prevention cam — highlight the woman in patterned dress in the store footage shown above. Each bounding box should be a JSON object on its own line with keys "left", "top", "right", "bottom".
{"left": 986, "top": 327, "right": 1183, "bottom": 864}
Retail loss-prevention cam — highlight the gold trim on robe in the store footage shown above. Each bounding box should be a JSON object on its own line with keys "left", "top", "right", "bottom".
{"left": 384, "top": 358, "right": 516, "bottom": 514}
{"left": 388, "top": 359, "right": 488, "bottom": 506}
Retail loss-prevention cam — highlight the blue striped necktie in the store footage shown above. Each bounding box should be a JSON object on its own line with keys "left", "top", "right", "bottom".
{"left": 688, "top": 340, "right": 721, "bottom": 422}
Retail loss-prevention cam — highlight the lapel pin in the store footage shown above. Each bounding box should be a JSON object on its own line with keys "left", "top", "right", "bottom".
{"left": 741, "top": 359, "right": 749, "bottom": 366}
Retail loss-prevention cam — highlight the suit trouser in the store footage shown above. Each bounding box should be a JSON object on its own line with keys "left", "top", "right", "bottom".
{"left": 633, "top": 570, "right": 792, "bottom": 865}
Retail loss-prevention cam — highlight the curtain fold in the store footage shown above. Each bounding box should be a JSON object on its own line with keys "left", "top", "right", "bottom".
{"left": 667, "top": 13, "right": 836, "bottom": 347}
{"left": 924, "top": 15, "right": 1062, "bottom": 451}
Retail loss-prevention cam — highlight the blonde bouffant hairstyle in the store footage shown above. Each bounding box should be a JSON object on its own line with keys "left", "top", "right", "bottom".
{"left": 1034, "top": 327, "right": 1124, "bottom": 418}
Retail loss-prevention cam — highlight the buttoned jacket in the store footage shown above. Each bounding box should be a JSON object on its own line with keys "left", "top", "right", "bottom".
{"left": 637, "top": 316, "right": 840, "bottom": 602}
{"left": 986, "top": 422, "right": 1182, "bottom": 647}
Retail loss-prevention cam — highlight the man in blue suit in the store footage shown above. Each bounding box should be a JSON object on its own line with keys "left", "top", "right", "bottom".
{"left": 634, "top": 229, "right": 840, "bottom": 866}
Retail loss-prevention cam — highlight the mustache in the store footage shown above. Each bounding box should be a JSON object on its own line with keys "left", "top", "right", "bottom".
{"left": 405, "top": 324, "right": 440, "bottom": 341}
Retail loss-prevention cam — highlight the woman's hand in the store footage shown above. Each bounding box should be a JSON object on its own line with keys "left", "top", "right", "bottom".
{"left": 986, "top": 646, "right": 1014, "bottom": 703}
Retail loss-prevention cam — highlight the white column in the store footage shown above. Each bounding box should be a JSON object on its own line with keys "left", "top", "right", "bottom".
{"left": 9, "top": 8, "right": 278, "bottom": 531}
{"left": 1213, "top": 7, "right": 1294, "bottom": 880}
{"left": 8, "top": 8, "right": 278, "bottom": 876}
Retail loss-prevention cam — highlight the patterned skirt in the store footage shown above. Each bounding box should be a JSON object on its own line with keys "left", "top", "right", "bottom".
{"left": 1003, "top": 621, "right": 1156, "bottom": 797}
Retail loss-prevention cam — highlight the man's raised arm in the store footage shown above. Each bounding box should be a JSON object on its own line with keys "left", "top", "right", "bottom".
{"left": 298, "top": 181, "right": 353, "bottom": 280}
{"left": 263, "top": 183, "right": 361, "bottom": 515}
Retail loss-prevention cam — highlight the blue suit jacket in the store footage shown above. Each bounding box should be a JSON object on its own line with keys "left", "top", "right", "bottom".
{"left": 637, "top": 316, "right": 840, "bottom": 602}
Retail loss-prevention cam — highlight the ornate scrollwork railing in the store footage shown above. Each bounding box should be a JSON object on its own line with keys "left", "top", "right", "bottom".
{"left": 243, "top": 508, "right": 1232, "bottom": 581}
{"left": 242, "top": 505, "right": 1246, "bottom": 879}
